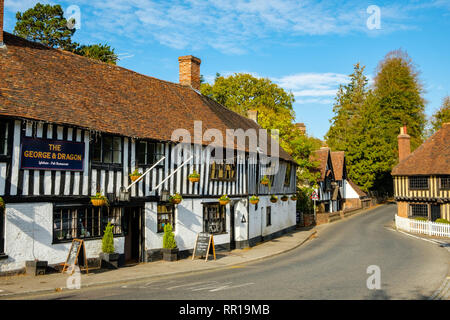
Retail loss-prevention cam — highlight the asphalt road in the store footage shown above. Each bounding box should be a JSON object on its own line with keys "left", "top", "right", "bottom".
{"left": 27, "top": 203, "right": 449, "bottom": 300}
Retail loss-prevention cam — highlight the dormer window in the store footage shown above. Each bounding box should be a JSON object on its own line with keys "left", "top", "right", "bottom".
{"left": 409, "top": 176, "right": 429, "bottom": 190}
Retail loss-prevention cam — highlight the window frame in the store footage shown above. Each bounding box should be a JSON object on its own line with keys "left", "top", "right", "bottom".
{"left": 439, "top": 176, "right": 450, "bottom": 190}
{"left": 52, "top": 205, "right": 124, "bottom": 244}
{"left": 91, "top": 135, "right": 123, "bottom": 169}
{"left": 203, "top": 203, "right": 227, "bottom": 235}
{"left": 210, "top": 161, "right": 236, "bottom": 182}
{"left": 136, "top": 140, "right": 165, "bottom": 168}
{"left": 266, "top": 206, "right": 272, "bottom": 226}
{"left": 409, "top": 203, "right": 429, "bottom": 218}
{"left": 157, "top": 203, "right": 175, "bottom": 233}
{"left": 408, "top": 176, "right": 429, "bottom": 190}
{"left": 0, "top": 121, "right": 9, "bottom": 157}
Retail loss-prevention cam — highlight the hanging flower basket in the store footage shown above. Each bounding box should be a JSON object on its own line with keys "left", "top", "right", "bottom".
{"left": 219, "top": 195, "right": 230, "bottom": 206}
{"left": 270, "top": 195, "right": 278, "bottom": 203}
{"left": 281, "top": 195, "right": 289, "bottom": 202}
{"left": 129, "top": 169, "right": 142, "bottom": 182}
{"left": 249, "top": 195, "right": 259, "bottom": 205}
{"left": 188, "top": 170, "right": 200, "bottom": 183}
{"left": 291, "top": 195, "right": 298, "bottom": 201}
{"left": 169, "top": 193, "right": 183, "bottom": 205}
{"left": 260, "top": 175, "right": 270, "bottom": 185}
{"left": 91, "top": 193, "right": 108, "bottom": 207}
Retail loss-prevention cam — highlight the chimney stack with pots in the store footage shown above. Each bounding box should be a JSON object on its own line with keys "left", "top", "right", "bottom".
{"left": 398, "top": 125, "right": 411, "bottom": 162}
{"left": 0, "top": 0, "right": 5, "bottom": 47}
{"left": 178, "top": 55, "right": 201, "bottom": 90}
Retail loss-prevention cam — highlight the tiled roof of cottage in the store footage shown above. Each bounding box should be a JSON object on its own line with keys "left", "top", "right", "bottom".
{"left": 392, "top": 123, "right": 450, "bottom": 175}
{"left": 0, "top": 32, "right": 294, "bottom": 162}
{"left": 331, "top": 151, "right": 345, "bottom": 181}
{"left": 310, "top": 148, "right": 331, "bottom": 181}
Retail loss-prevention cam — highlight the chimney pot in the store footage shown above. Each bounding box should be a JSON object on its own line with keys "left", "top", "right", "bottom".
{"left": 178, "top": 55, "right": 201, "bottom": 90}
{"left": 247, "top": 110, "right": 258, "bottom": 123}
{"left": 398, "top": 126, "right": 411, "bottom": 162}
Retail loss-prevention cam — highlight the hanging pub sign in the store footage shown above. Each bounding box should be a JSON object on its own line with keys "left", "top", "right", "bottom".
{"left": 20, "top": 137, "right": 85, "bottom": 171}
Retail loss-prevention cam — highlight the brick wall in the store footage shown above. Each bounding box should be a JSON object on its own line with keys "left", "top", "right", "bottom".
{"left": 397, "top": 201, "right": 408, "bottom": 218}
{"left": 316, "top": 213, "right": 329, "bottom": 225}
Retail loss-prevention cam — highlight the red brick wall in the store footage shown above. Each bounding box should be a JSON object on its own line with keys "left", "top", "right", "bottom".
{"left": 397, "top": 201, "right": 408, "bottom": 218}
{"left": 178, "top": 55, "right": 201, "bottom": 90}
{"left": 316, "top": 213, "right": 329, "bottom": 225}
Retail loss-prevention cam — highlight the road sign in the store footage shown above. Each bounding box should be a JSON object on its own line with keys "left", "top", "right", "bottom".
{"left": 311, "top": 191, "right": 319, "bottom": 201}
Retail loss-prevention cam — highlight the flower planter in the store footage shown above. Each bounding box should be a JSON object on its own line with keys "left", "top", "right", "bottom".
{"left": 129, "top": 175, "right": 141, "bottom": 182}
{"left": 91, "top": 198, "right": 106, "bottom": 206}
{"left": 281, "top": 196, "right": 288, "bottom": 202}
{"left": 219, "top": 200, "right": 230, "bottom": 206}
{"left": 188, "top": 177, "right": 200, "bottom": 183}
{"left": 260, "top": 180, "right": 269, "bottom": 185}
{"left": 162, "top": 248, "right": 179, "bottom": 261}
{"left": 291, "top": 197, "right": 297, "bottom": 201}
{"left": 170, "top": 198, "right": 182, "bottom": 205}
{"left": 270, "top": 199, "right": 277, "bottom": 203}
{"left": 250, "top": 199, "right": 259, "bottom": 205}
{"left": 100, "top": 252, "right": 120, "bottom": 269}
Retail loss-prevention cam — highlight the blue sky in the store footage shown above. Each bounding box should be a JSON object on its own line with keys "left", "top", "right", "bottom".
{"left": 4, "top": 0, "right": 450, "bottom": 139}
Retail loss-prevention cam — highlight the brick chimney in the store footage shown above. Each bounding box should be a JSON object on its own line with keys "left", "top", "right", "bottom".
{"left": 247, "top": 110, "right": 258, "bottom": 123}
{"left": 295, "top": 123, "right": 306, "bottom": 134}
{"left": 398, "top": 125, "right": 411, "bottom": 162}
{"left": 0, "top": 0, "right": 4, "bottom": 47}
{"left": 178, "top": 55, "right": 201, "bottom": 90}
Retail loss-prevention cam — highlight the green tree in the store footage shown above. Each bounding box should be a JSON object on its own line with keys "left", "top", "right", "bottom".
{"left": 73, "top": 43, "right": 119, "bottom": 65}
{"left": 201, "top": 73, "right": 320, "bottom": 187}
{"left": 326, "top": 63, "right": 369, "bottom": 152}
{"left": 431, "top": 96, "right": 450, "bottom": 132}
{"left": 14, "top": 2, "right": 75, "bottom": 49}
{"left": 14, "top": 3, "right": 118, "bottom": 65}
{"left": 373, "top": 49, "right": 426, "bottom": 152}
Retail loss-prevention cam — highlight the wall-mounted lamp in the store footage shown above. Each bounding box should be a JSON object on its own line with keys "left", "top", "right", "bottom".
{"left": 160, "top": 188, "right": 170, "bottom": 202}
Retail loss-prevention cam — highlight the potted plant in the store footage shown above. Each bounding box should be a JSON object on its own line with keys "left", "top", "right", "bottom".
{"left": 100, "top": 222, "right": 120, "bottom": 269}
{"left": 0, "top": 197, "right": 4, "bottom": 209}
{"left": 169, "top": 193, "right": 183, "bottom": 205}
{"left": 91, "top": 192, "right": 108, "bottom": 207}
{"left": 188, "top": 170, "right": 200, "bottom": 183}
{"left": 129, "top": 169, "right": 142, "bottom": 182}
{"left": 270, "top": 195, "right": 278, "bottom": 203}
{"left": 291, "top": 195, "right": 298, "bottom": 201}
{"left": 249, "top": 195, "right": 259, "bottom": 205}
{"left": 281, "top": 195, "right": 289, "bottom": 202}
{"left": 260, "top": 175, "right": 270, "bottom": 186}
{"left": 162, "top": 223, "right": 178, "bottom": 261}
{"left": 219, "top": 194, "right": 230, "bottom": 206}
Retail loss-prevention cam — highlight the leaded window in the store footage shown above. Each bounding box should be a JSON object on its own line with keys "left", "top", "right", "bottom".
{"left": 137, "top": 141, "right": 164, "bottom": 166}
{"left": 92, "top": 136, "right": 122, "bottom": 164}
{"left": 409, "top": 176, "right": 429, "bottom": 190}
{"left": 440, "top": 176, "right": 450, "bottom": 190}
{"left": 210, "top": 162, "right": 236, "bottom": 182}
{"left": 409, "top": 204, "right": 428, "bottom": 218}
{"left": 0, "top": 122, "right": 8, "bottom": 156}
{"left": 53, "top": 206, "right": 123, "bottom": 243}
{"left": 203, "top": 203, "right": 226, "bottom": 234}
{"left": 157, "top": 204, "right": 175, "bottom": 233}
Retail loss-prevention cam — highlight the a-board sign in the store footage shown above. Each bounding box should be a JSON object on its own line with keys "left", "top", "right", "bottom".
{"left": 62, "top": 239, "right": 88, "bottom": 274}
{"left": 192, "top": 232, "right": 216, "bottom": 261}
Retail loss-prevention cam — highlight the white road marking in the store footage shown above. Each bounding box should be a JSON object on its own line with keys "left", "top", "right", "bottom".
{"left": 209, "top": 282, "right": 255, "bottom": 292}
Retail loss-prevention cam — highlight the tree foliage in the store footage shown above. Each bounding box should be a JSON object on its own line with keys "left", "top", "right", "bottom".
{"left": 201, "top": 73, "right": 321, "bottom": 187}
{"left": 102, "top": 222, "right": 115, "bottom": 254}
{"left": 431, "top": 96, "right": 450, "bottom": 133}
{"left": 14, "top": 3, "right": 75, "bottom": 49}
{"left": 326, "top": 50, "right": 426, "bottom": 194}
{"left": 14, "top": 2, "right": 118, "bottom": 65}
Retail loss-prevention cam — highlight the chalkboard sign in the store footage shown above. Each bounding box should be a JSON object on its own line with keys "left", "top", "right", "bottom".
{"left": 62, "top": 239, "right": 89, "bottom": 274}
{"left": 192, "top": 233, "right": 216, "bottom": 261}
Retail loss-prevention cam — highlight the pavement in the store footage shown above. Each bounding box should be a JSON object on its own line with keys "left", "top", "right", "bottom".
{"left": 0, "top": 224, "right": 319, "bottom": 299}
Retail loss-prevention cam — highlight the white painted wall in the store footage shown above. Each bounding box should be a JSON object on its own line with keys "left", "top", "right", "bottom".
{"left": 344, "top": 180, "right": 360, "bottom": 199}
{"left": 249, "top": 195, "right": 296, "bottom": 240}
{"left": 0, "top": 203, "right": 124, "bottom": 272}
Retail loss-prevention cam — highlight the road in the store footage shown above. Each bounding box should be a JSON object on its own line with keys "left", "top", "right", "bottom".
{"left": 26, "top": 203, "right": 449, "bottom": 300}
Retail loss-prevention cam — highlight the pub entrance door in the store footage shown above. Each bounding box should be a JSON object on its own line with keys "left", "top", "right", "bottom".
{"left": 124, "top": 206, "right": 144, "bottom": 264}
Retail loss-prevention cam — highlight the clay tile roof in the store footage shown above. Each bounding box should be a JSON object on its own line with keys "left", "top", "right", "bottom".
{"left": 331, "top": 151, "right": 345, "bottom": 181}
{"left": 310, "top": 148, "right": 330, "bottom": 181}
{"left": 347, "top": 179, "right": 367, "bottom": 198}
{"left": 392, "top": 123, "right": 450, "bottom": 176}
{"left": 0, "top": 32, "right": 294, "bottom": 163}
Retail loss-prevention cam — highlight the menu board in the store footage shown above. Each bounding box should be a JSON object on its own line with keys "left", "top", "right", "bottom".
{"left": 192, "top": 233, "right": 216, "bottom": 261}
{"left": 62, "top": 239, "right": 88, "bottom": 273}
